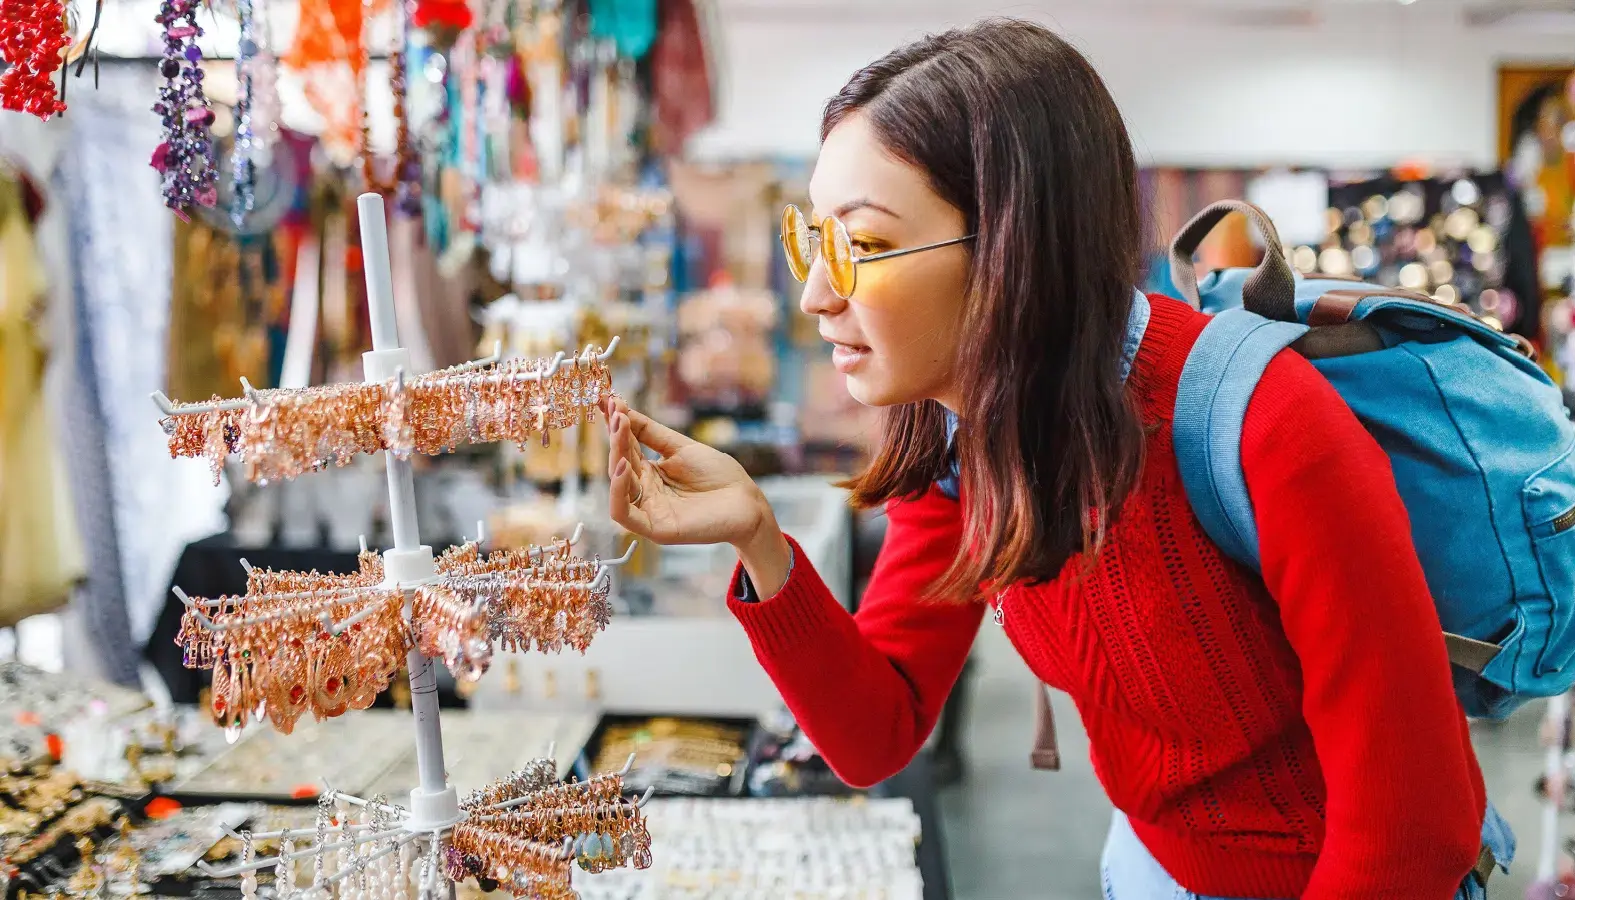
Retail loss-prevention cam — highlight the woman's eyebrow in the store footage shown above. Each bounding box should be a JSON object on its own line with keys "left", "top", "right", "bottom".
{"left": 833, "top": 198, "right": 900, "bottom": 219}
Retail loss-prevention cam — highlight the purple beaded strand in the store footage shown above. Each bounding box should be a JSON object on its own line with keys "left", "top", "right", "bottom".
{"left": 150, "top": 0, "right": 218, "bottom": 215}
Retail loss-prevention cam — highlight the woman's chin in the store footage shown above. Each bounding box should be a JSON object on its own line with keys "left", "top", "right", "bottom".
{"left": 844, "top": 373, "right": 908, "bottom": 408}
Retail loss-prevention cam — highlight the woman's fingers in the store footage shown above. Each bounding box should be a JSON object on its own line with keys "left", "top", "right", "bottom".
{"left": 607, "top": 408, "right": 635, "bottom": 478}
{"left": 626, "top": 408, "right": 692, "bottom": 456}
{"left": 609, "top": 456, "right": 652, "bottom": 537}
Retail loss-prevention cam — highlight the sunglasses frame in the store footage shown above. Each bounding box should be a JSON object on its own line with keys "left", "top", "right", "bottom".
{"left": 780, "top": 203, "right": 976, "bottom": 299}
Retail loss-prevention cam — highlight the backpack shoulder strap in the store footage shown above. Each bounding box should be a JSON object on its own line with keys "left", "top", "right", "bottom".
{"left": 1172, "top": 308, "right": 1309, "bottom": 570}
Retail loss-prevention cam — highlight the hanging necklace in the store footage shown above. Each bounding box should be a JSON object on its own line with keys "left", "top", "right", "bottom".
{"left": 354, "top": 0, "right": 375, "bottom": 187}
{"left": 230, "top": 0, "right": 259, "bottom": 229}
{"left": 0, "top": 0, "right": 70, "bottom": 119}
{"left": 152, "top": 0, "right": 218, "bottom": 214}
{"left": 360, "top": 0, "right": 419, "bottom": 209}
{"left": 249, "top": 6, "right": 281, "bottom": 153}
{"left": 394, "top": 1, "right": 421, "bottom": 213}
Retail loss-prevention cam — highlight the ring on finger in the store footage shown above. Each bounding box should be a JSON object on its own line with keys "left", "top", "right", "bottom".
{"left": 631, "top": 482, "right": 644, "bottom": 505}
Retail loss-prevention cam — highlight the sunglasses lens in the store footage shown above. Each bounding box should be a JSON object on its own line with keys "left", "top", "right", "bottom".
{"left": 779, "top": 205, "right": 812, "bottom": 283}
{"left": 821, "top": 217, "right": 857, "bottom": 298}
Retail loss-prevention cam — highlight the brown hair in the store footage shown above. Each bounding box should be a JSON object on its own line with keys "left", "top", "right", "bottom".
{"left": 836, "top": 19, "right": 1147, "bottom": 601}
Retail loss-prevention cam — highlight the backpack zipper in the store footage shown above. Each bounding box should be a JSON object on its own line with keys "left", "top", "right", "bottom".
{"left": 1552, "top": 507, "right": 1576, "bottom": 534}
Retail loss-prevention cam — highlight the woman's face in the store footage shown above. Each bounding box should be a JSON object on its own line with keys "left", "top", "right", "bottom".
{"left": 801, "top": 113, "right": 972, "bottom": 411}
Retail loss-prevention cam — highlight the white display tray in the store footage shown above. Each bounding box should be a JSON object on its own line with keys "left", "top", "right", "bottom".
{"left": 166, "top": 710, "right": 415, "bottom": 800}
{"left": 168, "top": 709, "right": 597, "bottom": 801}
{"left": 366, "top": 709, "right": 598, "bottom": 797}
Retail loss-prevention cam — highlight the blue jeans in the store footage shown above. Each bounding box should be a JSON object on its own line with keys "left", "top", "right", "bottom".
{"left": 1100, "top": 804, "right": 1515, "bottom": 900}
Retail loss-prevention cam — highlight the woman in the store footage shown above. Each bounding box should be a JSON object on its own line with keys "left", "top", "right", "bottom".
{"left": 601, "top": 19, "right": 1498, "bottom": 900}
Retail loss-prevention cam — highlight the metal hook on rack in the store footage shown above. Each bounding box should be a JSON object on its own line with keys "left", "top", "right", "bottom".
{"left": 560, "top": 336, "right": 620, "bottom": 367}
{"left": 225, "top": 824, "right": 323, "bottom": 842}
{"left": 299, "top": 835, "right": 408, "bottom": 896}
{"left": 177, "top": 582, "right": 386, "bottom": 611}
{"left": 332, "top": 790, "right": 404, "bottom": 814}
{"left": 239, "top": 377, "right": 263, "bottom": 405}
{"left": 171, "top": 587, "right": 221, "bottom": 628}
{"left": 460, "top": 341, "right": 504, "bottom": 371}
{"left": 489, "top": 766, "right": 632, "bottom": 812}
{"left": 149, "top": 390, "right": 253, "bottom": 416}
{"left": 596, "top": 541, "right": 637, "bottom": 568}
{"left": 195, "top": 828, "right": 409, "bottom": 878}
{"left": 181, "top": 589, "right": 388, "bottom": 633}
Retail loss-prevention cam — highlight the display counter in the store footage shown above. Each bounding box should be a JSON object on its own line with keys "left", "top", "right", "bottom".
{"left": 0, "top": 661, "right": 950, "bottom": 900}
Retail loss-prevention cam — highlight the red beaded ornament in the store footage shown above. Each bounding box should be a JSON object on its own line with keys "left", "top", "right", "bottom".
{"left": 0, "top": 0, "right": 70, "bottom": 120}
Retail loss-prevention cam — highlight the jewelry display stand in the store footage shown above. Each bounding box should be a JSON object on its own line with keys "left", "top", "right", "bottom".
{"left": 151, "top": 193, "right": 653, "bottom": 899}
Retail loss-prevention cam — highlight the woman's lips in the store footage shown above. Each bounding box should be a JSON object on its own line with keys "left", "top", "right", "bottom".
{"left": 830, "top": 342, "right": 870, "bottom": 373}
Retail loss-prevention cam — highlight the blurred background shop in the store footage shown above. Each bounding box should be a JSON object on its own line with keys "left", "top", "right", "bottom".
{"left": 0, "top": 0, "right": 1575, "bottom": 898}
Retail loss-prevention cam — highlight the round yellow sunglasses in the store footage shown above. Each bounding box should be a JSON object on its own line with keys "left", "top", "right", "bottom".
{"left": 779, "top": 203, "right": 976, "bottom": 299}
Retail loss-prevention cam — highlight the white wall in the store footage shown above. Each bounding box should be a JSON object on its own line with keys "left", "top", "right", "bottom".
{"left": 688, "top": 2, "right": 1574, "bottom": 168}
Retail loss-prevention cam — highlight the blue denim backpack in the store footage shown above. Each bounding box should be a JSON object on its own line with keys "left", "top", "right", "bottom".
{"left": 1167, "top": 201, "right": 1575, "bottom": 720}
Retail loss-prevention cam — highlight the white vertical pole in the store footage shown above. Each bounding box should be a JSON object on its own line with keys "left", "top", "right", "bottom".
{"left": 355, "top": 192, "right": 456, "bottom": 826}
{"left": 359, "top": 194, "right": 400, "bottom": 351}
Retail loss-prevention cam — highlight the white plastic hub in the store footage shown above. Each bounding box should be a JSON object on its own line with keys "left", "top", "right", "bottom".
{"left": 406, "top": 785, "right": 462, "bottom": 831}
{"left": 383, "top": 547, "right": 437, "bottom": 587}
{"left": 364, "top": 348, "right": 413, "bottom": 383}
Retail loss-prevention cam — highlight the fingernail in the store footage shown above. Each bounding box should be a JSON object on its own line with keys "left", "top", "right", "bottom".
{"left": 613, "top": 459, "right": 628, "bottom": 477}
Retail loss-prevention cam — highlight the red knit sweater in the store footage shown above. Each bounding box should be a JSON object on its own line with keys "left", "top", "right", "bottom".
{"left": 726, "top": 295, "right": 1486, "bottom": 900}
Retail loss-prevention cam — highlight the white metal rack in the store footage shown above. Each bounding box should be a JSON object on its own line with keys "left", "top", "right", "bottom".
{"left": 151, "top": 193, "right": 650, "bottom": 898}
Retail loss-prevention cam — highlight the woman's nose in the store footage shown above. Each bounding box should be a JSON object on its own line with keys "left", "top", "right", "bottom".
{"left": 798, "top": 262, "right": 844, "bottom": 316}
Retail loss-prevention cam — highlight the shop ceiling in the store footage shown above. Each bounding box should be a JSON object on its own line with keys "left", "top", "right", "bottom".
{"left": 715, "top": 0, "right": 1574, "bottom": 30}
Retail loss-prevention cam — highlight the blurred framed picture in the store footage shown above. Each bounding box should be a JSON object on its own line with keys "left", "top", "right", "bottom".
{"left": 1498, "top": 64, "right": 1573, "bottom": 164}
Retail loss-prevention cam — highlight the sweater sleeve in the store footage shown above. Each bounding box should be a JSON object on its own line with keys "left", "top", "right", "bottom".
{"left": 1241, "top": 351, "right": 1485, "bottom": 900}
{"left": 725, "top": 488, "right": 985, "bottom": 788}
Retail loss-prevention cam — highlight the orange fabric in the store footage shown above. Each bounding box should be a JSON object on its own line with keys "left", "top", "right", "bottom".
{"left": 282, "top": 0, "right": 386, "bottom": 159}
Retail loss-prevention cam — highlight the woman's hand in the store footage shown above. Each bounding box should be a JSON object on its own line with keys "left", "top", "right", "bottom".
{"left": 602, "top": 398, "right": 787, "bottom": 584}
